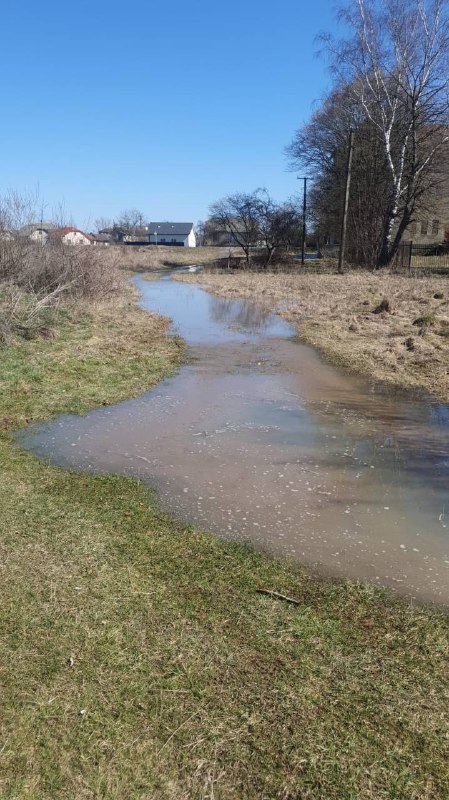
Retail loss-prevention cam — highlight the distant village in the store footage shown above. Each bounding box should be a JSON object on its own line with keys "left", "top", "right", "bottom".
{"left": 8, "top": 221, "right": 198, "bottom": 248}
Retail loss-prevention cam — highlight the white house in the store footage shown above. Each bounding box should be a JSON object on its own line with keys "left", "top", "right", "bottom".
{"left": 19, "top": 222, "right": 57, "bottom": 243}
{"left": 148, "top": 222, "right": 196, "bottom": 247}
{"left": 49, "top": 227, "right": 95, "bottom": 246}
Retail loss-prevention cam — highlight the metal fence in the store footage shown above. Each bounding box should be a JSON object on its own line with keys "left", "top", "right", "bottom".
{"left": 395, "top": 241, "right": 449, "bottom": 274}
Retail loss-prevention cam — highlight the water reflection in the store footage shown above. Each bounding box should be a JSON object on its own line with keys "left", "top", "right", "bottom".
{"left": 209, "top": 296, "right": 273, "bottom": 333}
{"left": 135, "top": 274, "right": 290, "bottom": 344}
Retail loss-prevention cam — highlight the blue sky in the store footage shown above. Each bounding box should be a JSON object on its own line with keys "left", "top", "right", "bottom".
{"left": 0, "top": 0, "right": 337, "bottom": 229}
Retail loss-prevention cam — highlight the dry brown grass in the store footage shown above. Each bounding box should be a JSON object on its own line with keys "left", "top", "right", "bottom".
{"left": 0, "top": 240, "right": 124, "bottom": 299}
{"left": 178, "top": 270, "right": 449, "bottom": 400}
{"left": 0, "top": 240, "right": 126, "bottom": 343}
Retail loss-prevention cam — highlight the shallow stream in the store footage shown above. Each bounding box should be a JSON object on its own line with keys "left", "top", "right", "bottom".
{"left": 18, "top": 270, "right": 449, "bottom": 605}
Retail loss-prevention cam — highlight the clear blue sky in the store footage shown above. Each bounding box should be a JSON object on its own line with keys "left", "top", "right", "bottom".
{"left": 0, "top": 0, "right": 336, "bottom": 229}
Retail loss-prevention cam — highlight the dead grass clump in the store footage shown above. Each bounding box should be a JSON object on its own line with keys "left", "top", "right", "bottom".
{"left": 413, "top": 314, "right": 436, "bottom": 327}
{"left": 0, "top": 283, "right": 67, "bottom": 345}
{"left": 438, "top": 320, "right": 449, "bottom": 337}
{"left": 373, "top": 298, "right": 391, "bottom": 314}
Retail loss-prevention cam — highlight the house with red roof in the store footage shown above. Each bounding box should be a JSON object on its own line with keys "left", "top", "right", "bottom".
{"left": 49, "top": 227, "right": 95, "bottom": 246}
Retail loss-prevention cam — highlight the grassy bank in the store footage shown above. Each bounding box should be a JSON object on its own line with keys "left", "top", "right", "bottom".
{"left": 178, "top": 270, "right": 449, "bottom": 401}
{"left": 1, "top": 279, "right": 449, "bottom": 799}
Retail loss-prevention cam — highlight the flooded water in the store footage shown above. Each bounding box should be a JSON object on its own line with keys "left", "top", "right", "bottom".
{"left": 17, "top": 270, "right": 449, "bottom": 605}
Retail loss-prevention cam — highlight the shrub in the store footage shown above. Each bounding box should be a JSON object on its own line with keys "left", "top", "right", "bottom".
{"left": 0, "top": 238, "right": 123, "bottom": 300}
{"left": 0, "top": 239, "right": 125, "bottom": 344}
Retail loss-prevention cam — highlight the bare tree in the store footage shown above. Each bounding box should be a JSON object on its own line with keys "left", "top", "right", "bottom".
{"left": 209, "top": 190, "right": 302, "bottom": 264}
{"left": 115, "top": 209, "right": 146, "bottom": 233}
{"left": 94, "top": 217, "right": 114, "bottom": 233}
{"left": 0, "top": 189, "right": 39, "bottom": 234}
{"left": 257, "top": 196, "right": 303, "bottom": 263}
{"left": 0, "top": 190, "right": 43, "bottom": 285}
{"left": 209, "top": 191, "right": 263, "bottom": 264}
{"left": 288, "top": 85, "right": 391, "bottom": 265}
{"left": 195, "top": 220, "right": 206, "bottom": 246}
{"left": 51, "top": 200, "right": 74, "bottom": 229}
{"left": 324, "top": 0, "right": 449, "bottom": 266}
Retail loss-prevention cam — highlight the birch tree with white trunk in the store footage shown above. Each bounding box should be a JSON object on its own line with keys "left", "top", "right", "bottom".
{"left": 325, "top": 0, "right": 449, "bottom": 265}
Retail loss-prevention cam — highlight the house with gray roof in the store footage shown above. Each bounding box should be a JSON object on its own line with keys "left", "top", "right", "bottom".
{"left": 19, "top": 222, "right": 57, "bottom": 244}
{"left": 148, "top": 222, "right": 196, "bottom": 247}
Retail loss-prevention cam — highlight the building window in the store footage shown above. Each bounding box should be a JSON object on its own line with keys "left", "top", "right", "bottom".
{"left": 409, "top": 221, "right": 417, "bottom": 234}
{"left": 421, "top": 220, "right": 428, "bottom": 236}
{"left": 432, "top": 219, "right": 440, "bottom": 236}
{"left": 171, "top": 238, "right": 177, "bottom": 243}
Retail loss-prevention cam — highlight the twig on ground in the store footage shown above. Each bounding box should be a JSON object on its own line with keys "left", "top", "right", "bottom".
{"left": 256, "top": 589, "right": 302, "bottom": 606}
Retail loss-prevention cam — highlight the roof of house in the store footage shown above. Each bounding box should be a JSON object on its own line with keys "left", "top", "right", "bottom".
{"left": 148, "top": 222, "right": 194, "bottom": 236}
{"left": 19, "top": 222, "right": 57, "bottom": 236}
{"left": 49, "top": 227, "right": 95, "bottom": 242}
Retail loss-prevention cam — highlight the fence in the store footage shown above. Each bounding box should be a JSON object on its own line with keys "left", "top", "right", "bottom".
{"left": 395, "top": 241, "right": 449, "bottom": 274}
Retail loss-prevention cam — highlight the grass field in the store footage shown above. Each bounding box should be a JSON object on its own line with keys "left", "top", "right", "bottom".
{"left": 1, "top": 275, "right": 449, "bottom": 798}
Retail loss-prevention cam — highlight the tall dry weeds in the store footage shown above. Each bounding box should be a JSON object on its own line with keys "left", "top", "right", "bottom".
{"left": 0, "top": 240, "right": 125, "bottom": 343}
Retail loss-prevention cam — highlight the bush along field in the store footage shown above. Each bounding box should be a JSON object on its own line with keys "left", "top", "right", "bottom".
{"left": 1, "top": 247, "right": 449, "bottom": 799}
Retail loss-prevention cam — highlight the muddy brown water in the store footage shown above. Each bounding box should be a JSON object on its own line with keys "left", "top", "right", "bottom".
{"left": 17, "top": 270, "right": 449, "bottom": 605}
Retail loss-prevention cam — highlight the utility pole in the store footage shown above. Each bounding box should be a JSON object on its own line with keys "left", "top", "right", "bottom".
{"left": 338, "top": 129, "right": 354, "bottom": 275}
{"left": 298, "top": 176, "right": 307, "bottom": 265}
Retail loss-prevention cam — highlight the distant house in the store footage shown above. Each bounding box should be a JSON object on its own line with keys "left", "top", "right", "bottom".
{"left": 93, "top": 233, "right": 112, "bottom": 246}
{"left": 405, "top": 216, "right": 449, "bottom": 244}
{"left": 148, "top": 222, "right": 196, "bottom": 247}
{"left": 123, "top": 226, "right": 151, "bottom": 245}
{"left": 201, "top": 218, "right": 236, "bottom": 247}
{"left": 19, "top": 222, "right": 57, "bottom": 243}
{"left": 99, "top": 226, "right": 123, "bottom": 243}
{"left": 402, "top": 172, "right": 449, "bottom": 244}
{"left": 49, "top": 227, "right": 95, "bottom": 246}
{"left": 98, "top": 225, "right": 149, "bottom": 244}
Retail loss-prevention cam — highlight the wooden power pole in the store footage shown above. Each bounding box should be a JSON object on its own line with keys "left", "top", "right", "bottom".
{"left": 298, "top": 177, "right": 308, "bottom": 265}
{"left": 338, "top": 129, "right": 354, "bottom": 275}
{"left": 301, "top": 177, "right": 307, "bottom": 266}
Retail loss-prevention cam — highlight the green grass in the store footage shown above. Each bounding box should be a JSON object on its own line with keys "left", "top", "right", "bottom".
{"left": 0, "top": 294, "right": 449, "bottom": 798}
{"left": 0, "top": 300, "right": 183, "bottom": 427}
